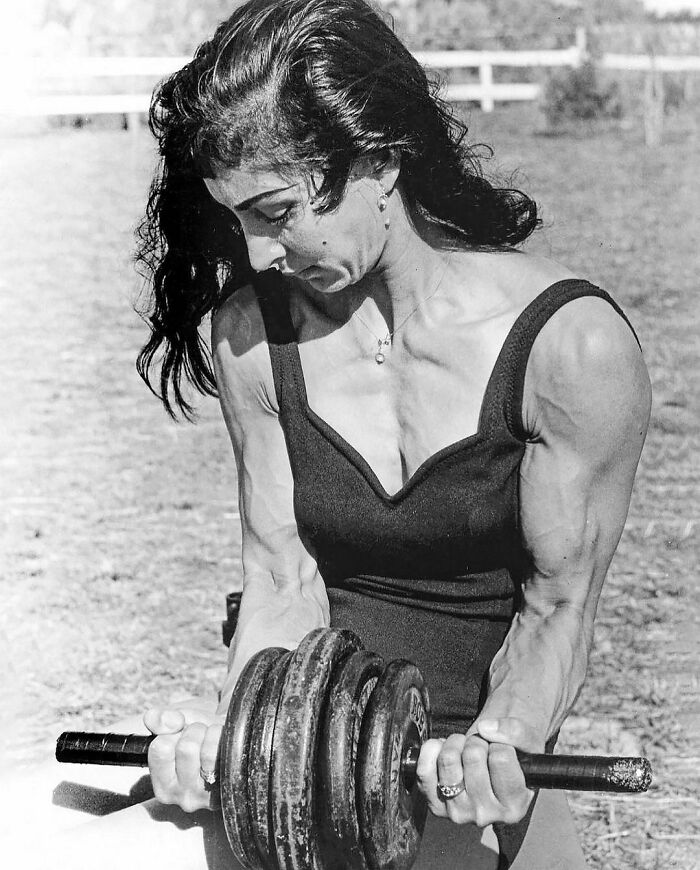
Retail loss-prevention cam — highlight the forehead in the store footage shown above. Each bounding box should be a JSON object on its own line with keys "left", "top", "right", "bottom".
{"left": 203, "top": 164, "right": 304, "bottom": 208}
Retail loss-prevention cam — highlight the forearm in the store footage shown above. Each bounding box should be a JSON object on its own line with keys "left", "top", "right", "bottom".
{"left": 216, "top": 571, "right": 329, "bottom": 714}
{"left": 480, "top": 603, "right": 591, "bottom": 742}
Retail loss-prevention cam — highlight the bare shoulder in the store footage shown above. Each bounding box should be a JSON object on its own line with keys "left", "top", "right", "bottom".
{"left": 523, "top": 291, "right": 652, "bottom": 448}
{"left": 211, "top": 284, "right": 278, "bottom": 414}
{"left": 212, "top": 283, "right": 265, "bottom": 357}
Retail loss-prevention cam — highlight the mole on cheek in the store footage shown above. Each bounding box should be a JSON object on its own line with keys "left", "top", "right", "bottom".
{"left": 322, "top": 240, "right": 327, "bottom": 246}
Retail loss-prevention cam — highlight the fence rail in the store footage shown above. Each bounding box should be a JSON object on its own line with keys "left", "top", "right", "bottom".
{"left": 1, "top": 37, "right": 699, "bottom": 124}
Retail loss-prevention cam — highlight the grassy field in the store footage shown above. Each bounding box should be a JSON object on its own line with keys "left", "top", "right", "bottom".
{"left": 0, "top": 104, "right": 698, "bottom": 868}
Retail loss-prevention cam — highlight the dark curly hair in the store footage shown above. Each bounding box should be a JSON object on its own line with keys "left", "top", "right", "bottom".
{"left": 136, "top": 0, "right": 539, "bottom": 418}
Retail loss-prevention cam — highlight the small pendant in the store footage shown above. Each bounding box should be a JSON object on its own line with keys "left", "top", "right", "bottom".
{"left": 375, "top": 337, "right": 389, "bottom": 365}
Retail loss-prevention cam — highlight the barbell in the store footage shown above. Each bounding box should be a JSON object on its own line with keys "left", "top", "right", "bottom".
{"left": 56, "top": 628, "right": 651, "bottom": 870}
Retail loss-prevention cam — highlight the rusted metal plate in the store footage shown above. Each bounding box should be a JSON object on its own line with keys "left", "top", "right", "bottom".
{"left": 249, "top": 649, "right": 294, "bottom": 868}
{"left": 270, "top": 628, "right": 362, "bottom": 870}
{"left": 357, "top": 660, "right": 431, "bottom": 870}
{"left": 220, "top": 646, "right": 287, "bottom": 870}
{"left": 320, "top": 649, "right": 384, "bottom": 870}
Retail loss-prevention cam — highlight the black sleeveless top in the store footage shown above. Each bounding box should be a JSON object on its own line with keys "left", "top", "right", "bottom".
{"left": 254, "top": 274, "right": 635, "bottom": 866}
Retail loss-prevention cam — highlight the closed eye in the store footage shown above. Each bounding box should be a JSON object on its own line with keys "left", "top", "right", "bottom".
{"left": 264, "top": 206, "right": 294, "bottom": 226}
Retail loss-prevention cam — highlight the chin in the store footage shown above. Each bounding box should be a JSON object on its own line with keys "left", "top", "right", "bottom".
{"left": 304, "top": 269, "right": 354, "bottom": 295}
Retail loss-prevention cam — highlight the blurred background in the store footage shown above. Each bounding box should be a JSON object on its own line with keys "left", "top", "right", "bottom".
{"left": 0, "top": 2, "right": 698, "bottom": 869}
{"left": 5, "top": 0, "right": 700, "bottom": 53}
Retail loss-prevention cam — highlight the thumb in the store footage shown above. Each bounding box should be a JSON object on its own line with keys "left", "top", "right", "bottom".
{"left": 143, "top": 707, "right": 187, "bottom": 735}
{"left": 475, "top": 717, "right": 543, "bottom": 751}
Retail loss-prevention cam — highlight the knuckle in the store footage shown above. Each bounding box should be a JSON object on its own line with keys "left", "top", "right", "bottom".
{"left": 474, "top": 807, "right": 496, "bottom": 828}
{"left": 179, "top": 795, "right": 201, "bottom": 814}
{"left": 426, "top": 801, "right": 448, "bottom": 819}
{"left": 447, "top": 805, "right": 474, "bottom": 826}
{"left": 184, "top": 722, "right": 207, "bottom": 739}
{"left": 152, "top": 784, "right": 176, "bottom": 806}
{"left": 149, "top": 735, "right": 175, "bottom": 763}
{"left": 175, "top": 735, "right": 202, "bottom": 764}
{"left": 498, "top": 793, "right": 532, "bottom": 825}
{"left": 508, "top": 718, "right": 527, "bottom": 740}
{"left": 461, "top": 743, "right": 485, "bottom": 767}
{"left": 502, "top": 807, "right": 525, "bottom": 825}
{"left": 437, "top": 745, "right": 461, "bottom": 768}
{"left": 416, "top": 740, "right": 441, "bottom": 778}
{"left": 489, "top": 744, "right": 514, "bottom": 765}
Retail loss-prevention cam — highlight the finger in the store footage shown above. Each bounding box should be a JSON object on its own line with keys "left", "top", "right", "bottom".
{"left": 147, "top": 732, "right": 180, "bottom": 803}
{"left": 178, "top": 707, "right": 220, "bottom": 728}
{"left": 199, "top": 723, "right": 223, "bottom": 780}
{"left": 460, "top": 735, "right": 501, "bottom": 828}
{"left": 487, "top": 743, "right": 534, "bottom": 824}
{"left": 175, "top": 723, "right": 208, "bottom": 794}
{"left": 437, "top": 734, "right": 474, "bottom": 824}
{"left": 144, "top": 707, "right": 187, "bottom": 735}
{"left": 416, "top": 738, "right": 448, "bottom": 818}
{"left": 201, "top": 724, "right": 223, "bottom": 809}
{"left": 476, "top": 718, "right": 543, "bottom": 752}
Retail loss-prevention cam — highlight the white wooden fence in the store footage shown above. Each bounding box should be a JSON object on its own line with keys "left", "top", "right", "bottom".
{"left": 1, "top": 36, "right": 699, "bottom": 126}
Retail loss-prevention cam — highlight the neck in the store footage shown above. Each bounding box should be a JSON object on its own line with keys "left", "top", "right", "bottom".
{"left": 357, "top": 201, "right": 456, "bottom": 329}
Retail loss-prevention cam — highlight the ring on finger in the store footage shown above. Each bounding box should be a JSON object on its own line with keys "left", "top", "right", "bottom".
{"left": 437, "top": 780, "right": 466, "bottom": 800}
{"left": 200, "top": 766, "right": 218, "bottom": 788}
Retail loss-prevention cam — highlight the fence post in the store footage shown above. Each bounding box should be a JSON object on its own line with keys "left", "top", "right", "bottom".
{"left": 575, "top": 26, "right": 588, "bottom": 66}
{"left": 644, "top": 55, "right": 664, "bottom": 147}
{"left": 127, "top": 111, "right": 140, "bottom": 137}
{"left": 480, "top": 63, "right": 494, "bottom": 112}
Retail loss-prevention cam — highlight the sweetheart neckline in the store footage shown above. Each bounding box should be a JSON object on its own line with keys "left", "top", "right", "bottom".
{"left": 303, "top": 402, "right": 486, "bottom": 502}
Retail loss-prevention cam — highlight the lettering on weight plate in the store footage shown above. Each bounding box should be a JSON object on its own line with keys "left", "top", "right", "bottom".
{"left": 409, "top": 688, "right": 428, "bottom": 739}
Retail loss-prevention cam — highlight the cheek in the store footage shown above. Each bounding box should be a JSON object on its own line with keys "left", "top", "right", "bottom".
{"left": 325, "top": 204, "right": 383, "bottom": 267}
{"left": 285, "top": 194, "right": 383, "bottom": 281}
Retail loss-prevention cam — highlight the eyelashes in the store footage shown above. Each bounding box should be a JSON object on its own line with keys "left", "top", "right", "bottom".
{"left": 265, "top": 206, "right": 294, "bottom": 227}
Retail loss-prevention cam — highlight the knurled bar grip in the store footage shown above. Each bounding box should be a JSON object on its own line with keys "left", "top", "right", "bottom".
{"left": 56, "top": 732, "right": 155, "bottom": 767}
{"left": 55, "top": 731, "right": 652, "bottom": 793}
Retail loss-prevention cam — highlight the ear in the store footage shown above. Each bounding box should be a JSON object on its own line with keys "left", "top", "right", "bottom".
{"left": 351, "top": 150, "right": 401, "bottom": 194}
{"left": 373, "top": 150, "right": 401, "bottom": 196}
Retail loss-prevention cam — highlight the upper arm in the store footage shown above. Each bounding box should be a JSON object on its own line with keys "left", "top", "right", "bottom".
{"left": 518, "top": 296, "right": 651, "bottom": 632}
{"left": 211, "top": 287, "right": 327, "bottom": 613}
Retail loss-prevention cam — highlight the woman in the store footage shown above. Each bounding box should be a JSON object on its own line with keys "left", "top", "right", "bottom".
{"left": 18, "top": 0, "right": 648, "bottom": 867}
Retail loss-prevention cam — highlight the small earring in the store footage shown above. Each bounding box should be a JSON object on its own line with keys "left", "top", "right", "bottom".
{"left": 378, "top": 185, "right": 388, "bottom": 213}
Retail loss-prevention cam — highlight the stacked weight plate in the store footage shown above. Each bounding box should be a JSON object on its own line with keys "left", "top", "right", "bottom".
{"left": 220, "top": 628, "right": 431, "bottom": 870}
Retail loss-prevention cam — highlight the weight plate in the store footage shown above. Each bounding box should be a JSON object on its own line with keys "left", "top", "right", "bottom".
{"left": 320, "top": 649, "right": 384, "bottom": 870}
{"left": 248, "top": 649, "right": 294, "bottom": 869}
{"left": 220, "top": 646, "right": 287, "bottom": 870}
{"left": 270, "top": 628, "right": 363, "bottom": 870}
{"left": 357, "top": 660, "right": 431, "bottom": 870}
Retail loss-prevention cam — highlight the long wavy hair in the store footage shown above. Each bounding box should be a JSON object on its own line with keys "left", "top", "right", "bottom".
{"left": 136, "top": 0, "right": 539, "bottom": 418}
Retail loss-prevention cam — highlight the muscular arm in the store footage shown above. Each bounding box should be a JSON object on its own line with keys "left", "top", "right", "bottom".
{"left": 145, "top": 288, "right": 328, "bottom": 812}
{"left": 211, "top": 287, "right": 329, "bottom": 712}
{"left": 482, "top": 296, "right": 651, "bottom": 738}
{"left": 418, "top": 296, "right": 651, "bottom": 828}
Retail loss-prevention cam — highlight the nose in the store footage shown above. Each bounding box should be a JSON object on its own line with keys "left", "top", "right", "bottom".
{"left": 241, "top": 225, "right": 286, "bottom": 273}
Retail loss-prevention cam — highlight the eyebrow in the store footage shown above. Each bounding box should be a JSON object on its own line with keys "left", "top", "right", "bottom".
{"left": 234, "top": 184, "right": 297, "bottom": 211}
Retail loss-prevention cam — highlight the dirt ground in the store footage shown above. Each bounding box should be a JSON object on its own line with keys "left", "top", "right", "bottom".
{"left": 0, "top": 106, "right": 698, "bottom": 868}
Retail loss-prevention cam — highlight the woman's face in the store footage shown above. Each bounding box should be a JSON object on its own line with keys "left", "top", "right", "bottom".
{"left": 204, "top": 163, "right": 389, "bottom": 293}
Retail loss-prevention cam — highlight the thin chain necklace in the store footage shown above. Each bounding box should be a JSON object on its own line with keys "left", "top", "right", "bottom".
{"left": 353, "top": 255, "right": 452, "bottom": 364}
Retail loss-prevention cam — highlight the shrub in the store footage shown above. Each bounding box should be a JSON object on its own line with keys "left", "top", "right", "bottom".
{"left": 542, "top": 61, "right": 623, "bottom": 127}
